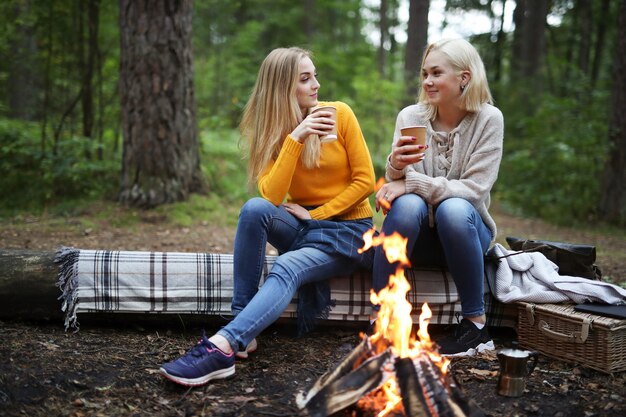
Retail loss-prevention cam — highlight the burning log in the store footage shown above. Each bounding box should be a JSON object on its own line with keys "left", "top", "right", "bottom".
{"left": 396, "top": 355, "right": 485, "bottom": 417}
{"left": 297, "top": 341, "right": 485, "bottom": 417}
{"left": 296, "top": 337, "right": 394, "bottom": 417}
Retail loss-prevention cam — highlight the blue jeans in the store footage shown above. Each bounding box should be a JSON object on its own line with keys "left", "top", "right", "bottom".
{"left": 372, "top": 194, "right": 492, "bottom": 318}
{"left": 216, "top": 197, "right": 363, "bottom": 353}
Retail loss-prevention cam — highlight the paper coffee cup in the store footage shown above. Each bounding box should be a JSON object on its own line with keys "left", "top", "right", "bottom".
{"left": 400, "top": 125, "right": 426, "bottom": 146}
{"left": 312, "top": 105, "right": 337, "bottom": 143}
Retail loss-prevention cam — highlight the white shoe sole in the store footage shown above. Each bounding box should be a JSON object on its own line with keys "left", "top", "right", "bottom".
{"left": 159, "top": 364, "right": 235, "bottom": 386}
{"left": 441, "top": 340, "right": 495, "bottom": 358}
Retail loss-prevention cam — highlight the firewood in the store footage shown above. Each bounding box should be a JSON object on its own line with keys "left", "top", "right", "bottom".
{"left": 296, "top": 338, "right": 394, "bottom": 417}
{"left": 395, "top": 353, "right": 486, "bottom": 417}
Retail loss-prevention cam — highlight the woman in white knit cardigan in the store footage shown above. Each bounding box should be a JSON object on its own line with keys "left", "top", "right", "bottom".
{"left": 373, "top": 38, "right": 504, "bottom": 357}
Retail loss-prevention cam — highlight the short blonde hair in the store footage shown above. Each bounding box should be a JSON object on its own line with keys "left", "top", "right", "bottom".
{"left": 418, "top": 38, "right": 493, "bottom": 121}
{"left": 240, "top": 47, "right": 320, "bottom": 186}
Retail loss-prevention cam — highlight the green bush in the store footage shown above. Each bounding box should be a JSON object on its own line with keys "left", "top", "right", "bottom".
{"left": 199, "top": 127, "right": 250, "bottom": 203}
{"left": 0, "top": 118, "right": 120, "bottom": 212}
{"left": 497, "top": 91, "right": 609, "bottom": 225}
{"left": 347, "top": 65, "right": 404, "bottom": 179}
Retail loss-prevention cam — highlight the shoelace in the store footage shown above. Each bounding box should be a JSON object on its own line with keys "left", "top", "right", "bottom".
{"left": 184, "top": 339, "right": 211, "bottom": 360}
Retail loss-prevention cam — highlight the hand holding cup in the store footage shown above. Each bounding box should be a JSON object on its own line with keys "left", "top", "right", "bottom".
{"left": 400, "top": 126, "right": 426, "bottom": 147}
{"left": 390, "top": 125, "right": 427, "bottom": 169}
{"left": 290, "top": 105, "right": 337, "bottom": 143}
{"left": 311, "top": 105, "right": 337, "bottom": 143}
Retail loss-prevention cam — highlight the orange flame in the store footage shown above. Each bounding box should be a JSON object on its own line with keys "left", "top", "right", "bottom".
{"left": 375, "top": 177, "right": 386, "bottom": 192}
{"left": 359, "top": 231, "right": 410, "bottom": 267}
{"left": 359, "top": 228, "right": 450, "bottom": 412}
{"left": 375, "top": 178, "right": 392, "bottom": 211}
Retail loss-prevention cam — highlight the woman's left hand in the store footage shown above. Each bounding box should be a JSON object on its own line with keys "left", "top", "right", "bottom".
{"left": 283, "top": 203, "right": 312, "bottom": 220}
{"left": 375, "top": 180, "right": 406, "bottom": 213}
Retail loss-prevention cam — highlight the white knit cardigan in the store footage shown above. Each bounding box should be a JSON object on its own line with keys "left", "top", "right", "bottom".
{"left": 385, "top": 102, "right": 504, "bottom": 241}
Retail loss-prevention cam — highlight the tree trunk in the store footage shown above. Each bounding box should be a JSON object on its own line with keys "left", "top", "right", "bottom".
{"left": 599, "top": 0, "right": 626, "bottom": 225}
{"left": 7, "top": 0, "right": 40, "bottom": 121}
{"left": 118, "top": 0, "right": 204, "bottom": 208}
{"left": 510, "top": 0, "right": 526, "bottom": 81}
{"left": 512, "top": 0, "right": 548, "bottom": 77}
{"left": 40, "top": 1, "right": 54, "bottom": 153}
{"left": 577, "top": 0, "right": 593, "bottom": 76}
{"left": 591, "top": 0, "right": 611, "bottom": 87}
{"left": 521, "top": 0, "right": 548, "bottom": 79}
{"left": 403, "top": 0, "right": 429, "bottom": 105}
{"left": 493, "top": 0, "right": 507, "bottom": 85}
{"left": 80, "top": 0, "right": 100, "bottom": 159}
{"left": 303, "top": 0, "right": 315, "bottom": 39}
{"left": 377, "top": 0, "right": 389, "bottom": 78}
{"left": 511, "top": 0, "right": 548, "bottom": 111}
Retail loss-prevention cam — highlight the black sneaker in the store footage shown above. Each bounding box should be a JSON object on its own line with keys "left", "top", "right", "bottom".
{"left": 159, "top": 335, "right": 235, "bottom": 386}
{"left": 436, "top": 318, "right": 495, "bottom": 357}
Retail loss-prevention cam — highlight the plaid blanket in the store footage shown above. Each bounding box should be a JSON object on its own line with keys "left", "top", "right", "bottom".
{"left": 55, "top": 247, "right": 517, "bottom": 331}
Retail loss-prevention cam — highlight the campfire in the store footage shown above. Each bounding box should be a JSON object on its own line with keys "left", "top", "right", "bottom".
{"left": 296, "top": 230, "right": 485, "bottom": 417}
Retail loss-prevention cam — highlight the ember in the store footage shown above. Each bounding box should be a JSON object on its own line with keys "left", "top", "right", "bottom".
{"left": 297, "top": 229, "right": 484, "bottom": 417}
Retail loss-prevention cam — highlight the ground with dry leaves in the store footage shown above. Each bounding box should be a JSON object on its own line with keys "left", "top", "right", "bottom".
{"left": 0, "top": 204, "right": 625, "bottom": 416}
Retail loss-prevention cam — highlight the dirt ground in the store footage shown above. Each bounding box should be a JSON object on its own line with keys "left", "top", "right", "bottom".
{"left": 1, "top": 206, "right": 625, "bottom": 417}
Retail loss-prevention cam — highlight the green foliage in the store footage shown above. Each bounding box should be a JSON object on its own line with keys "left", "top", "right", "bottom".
{"left": 348, "top": 65, "right": 404, "bottom": 178}
{"left": 155, "top": 193, "right": 243, "bottom": 228}
{"left": 497, "top": 89, "right": 610, "bottom": 225}
{"left": 199, "top": 128, "right": 249, "bottom": 204}
{"left": 0, "top": 118, "right": 120, "bottom": 213}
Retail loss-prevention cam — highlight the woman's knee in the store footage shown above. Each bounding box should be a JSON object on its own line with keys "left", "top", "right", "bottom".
{"left": 384, "top": 194, "right": 427, "bottom": 229}
{"left": 240, "top": 197, "right": 275, "bottom": 220}
{"left": 435, "top": 198, "right": 475, "bottom": 229}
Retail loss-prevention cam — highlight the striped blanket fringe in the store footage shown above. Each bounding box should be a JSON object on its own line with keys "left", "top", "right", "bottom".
{"left": 55, "top": 246, "right": 81, "bottom": 331}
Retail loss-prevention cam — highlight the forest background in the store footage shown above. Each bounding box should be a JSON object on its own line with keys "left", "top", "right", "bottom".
{"left": 1, "top": 0, "right": 625, "bottom": 237}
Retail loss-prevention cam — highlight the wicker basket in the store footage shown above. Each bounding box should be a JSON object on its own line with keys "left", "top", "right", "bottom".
{"left": 517, "top": 302, "right": 626, "bottom": 374}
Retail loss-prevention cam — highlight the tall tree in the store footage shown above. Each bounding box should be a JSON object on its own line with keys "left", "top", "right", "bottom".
{"left": 577, "top": 0, "right": 592, "bottom": 76}
{"left": 403, "top": 0, "right": 429, "bottom": 105}
{"left": 378, "top": 0, "right": 390, "bottom": 78}
{"left": 510, "top": 0, "right": 548, "bottom": 112}
{"left": 591, "top": 0, "right": 610, "bottom": 87}
{"left": 493, "top": 0, "right": 508, "bottom": 85}
{"left": 79, "top": 0, "right": 100, "bottom": 159}
{"left": 119, "top": 0, "right": 204, "bottom": 208}
{"left": 511, "top": 0, "right": 548, "bottom": 80}
{"left": 7, "top": 0, "right": 40, "bottom": 121}
{"left": 599, "top": 0, "right": 626, "bottom": 225}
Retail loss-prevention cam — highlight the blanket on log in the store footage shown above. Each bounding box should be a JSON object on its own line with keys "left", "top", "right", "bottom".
{"left": 55, "top": 247, "right": 517, "bottom": 331}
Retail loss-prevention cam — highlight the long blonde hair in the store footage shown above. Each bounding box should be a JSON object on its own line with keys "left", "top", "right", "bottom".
{"left": 240, "top": 47, "right": 321, "bottom": 186}
{"left": 418, "top": 38, "right": 493, "bottom": 121}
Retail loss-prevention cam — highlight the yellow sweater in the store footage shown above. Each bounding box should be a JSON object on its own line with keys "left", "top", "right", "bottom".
{"left": 257, "top": 101, "right": 375, "bottom": 220}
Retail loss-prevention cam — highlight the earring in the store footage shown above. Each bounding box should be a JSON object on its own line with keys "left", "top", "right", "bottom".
{"left": 460, "top": 84, "right": 466, "bottom": 92}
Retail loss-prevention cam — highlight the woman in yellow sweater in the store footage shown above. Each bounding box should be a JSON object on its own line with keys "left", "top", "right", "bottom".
{"left": 160, "top": 47, "right": 376, "bottom": 386}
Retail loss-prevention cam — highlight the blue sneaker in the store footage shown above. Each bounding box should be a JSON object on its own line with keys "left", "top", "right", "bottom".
{"left": 159, "top": 335, "right": 235, "bottom": 386}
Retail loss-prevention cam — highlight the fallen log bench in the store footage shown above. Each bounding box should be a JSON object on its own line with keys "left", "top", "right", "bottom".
{"left": 0, "top": 249, "right": 61, "bottom": 320}
{"left": 0, "top": 248, "right": 518, "bottom": 330}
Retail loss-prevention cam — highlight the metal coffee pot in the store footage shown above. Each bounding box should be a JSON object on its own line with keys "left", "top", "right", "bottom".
{"left": 496, "top": 347, "right": 539, "bottom": 397}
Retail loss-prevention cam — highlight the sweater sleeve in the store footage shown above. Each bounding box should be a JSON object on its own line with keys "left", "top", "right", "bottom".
{"left": 309, "top": 102, "right": 375, "bottom": 220}
{"left": 404, "top": 107, "right": 504, "bottom": 206}
{"left": 257, "top": 136, "right": 303, "bottom": 205}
